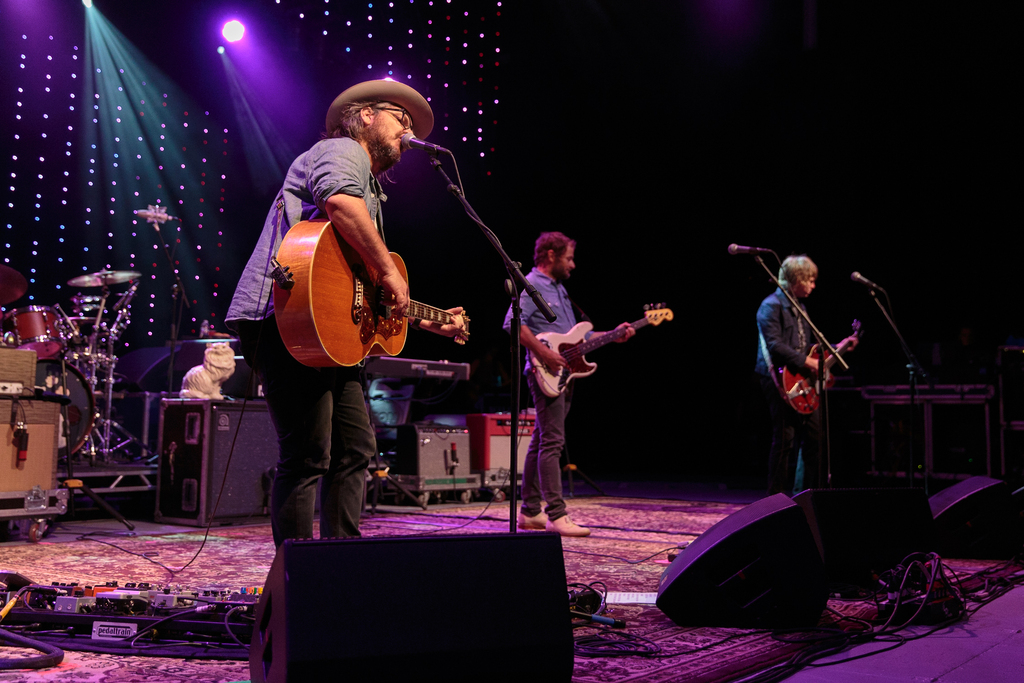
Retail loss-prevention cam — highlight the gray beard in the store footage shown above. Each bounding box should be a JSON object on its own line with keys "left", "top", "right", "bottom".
{"left": 365, "top": 121, "right": 401, "bottom": 173}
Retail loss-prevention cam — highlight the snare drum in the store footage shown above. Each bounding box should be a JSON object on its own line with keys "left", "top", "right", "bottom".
{"left": 2, "top": 306, "right": 64, "bottom": 359}
{"left": 35, "top": 359, "right": 95, "bottom": 454}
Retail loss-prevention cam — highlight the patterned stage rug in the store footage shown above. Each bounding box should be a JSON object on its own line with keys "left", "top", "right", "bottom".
{"left": 0, "top": 496, "right": 1008, "bottom": 682}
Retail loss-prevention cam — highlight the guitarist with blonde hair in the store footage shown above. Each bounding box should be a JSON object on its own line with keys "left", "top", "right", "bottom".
{"left": 755, "top": 254, "right": 856, "bottom": 495}
{"left": 502, "top": 231, "right": 634, "bottom": 537}
{"left": 227, "top": 80, "right": 466, "bottom": 546}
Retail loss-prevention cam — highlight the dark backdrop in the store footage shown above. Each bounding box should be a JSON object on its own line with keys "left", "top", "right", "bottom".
{"left": 2, "top": 1, "right": 1019, "bottom": 483}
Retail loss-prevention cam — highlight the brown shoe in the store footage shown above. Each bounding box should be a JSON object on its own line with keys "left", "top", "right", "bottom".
{"left": 517, "top": 511, "right": 549, "bottom": 530}
{"left": 546, "top": 515, "right": 591, "bottom": 537}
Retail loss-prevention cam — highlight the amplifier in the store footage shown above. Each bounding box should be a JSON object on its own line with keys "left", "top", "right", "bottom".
{"left": 0, "top": 348, "right": 36, "bottom": 394}
{"left": 467, "top": 413, "right": 534, "bottom": 474}
{"left": 2, "top": 397, "right": 59, "bottom": 493}
{"left": 389, "top": 423, "right": 472, "bottom": 479}
{"left": 155, "top": 399, "right": 279, "bottom": 526}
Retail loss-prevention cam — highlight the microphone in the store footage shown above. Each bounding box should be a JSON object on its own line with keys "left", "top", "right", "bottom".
{"left": 850, "top": 271, "right": 885, "bottom": 291}
{"left": 136, "top": 207, "right": 179, "bottom": 223}
{"left": 112, "top": 281, "right": 139, "bottom": 312}
{"left": 401, "top": 133, "right": 450, "bottom": 155}
{"left": 727, "top": 244, "right": 772, "bottom": 255}
{"left": 10, "top": 399, "right": 27, "bottom": 464}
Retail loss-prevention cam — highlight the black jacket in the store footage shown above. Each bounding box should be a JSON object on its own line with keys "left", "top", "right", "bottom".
{"left": 754, "top": 288, "right": 811, "bottom": 377}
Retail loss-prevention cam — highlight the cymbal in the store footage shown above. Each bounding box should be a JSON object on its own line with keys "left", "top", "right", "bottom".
{"left": 0, "top": 264, "right": 29, "bottom": 305}
{"left": 67, "top": 270, "right": 141, "bottom": 288}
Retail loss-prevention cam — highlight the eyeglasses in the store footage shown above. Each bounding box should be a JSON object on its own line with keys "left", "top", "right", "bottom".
{"left": 376, "top": 106, "right": 413, "bottom": 130}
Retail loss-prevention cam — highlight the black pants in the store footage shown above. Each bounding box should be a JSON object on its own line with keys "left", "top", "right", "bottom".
{"left": 237, "top": 317, "right": 374, "bottom": 546}
{"left": 761, "top": 375, "right": 821, "bottom": 496}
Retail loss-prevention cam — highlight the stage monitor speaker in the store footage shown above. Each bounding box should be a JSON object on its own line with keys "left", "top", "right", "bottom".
{"left": 250, "top": 533, "right": 573, "bottom": 683}
{"left": 929, "top": 476, "right": 1021, "bottom": 559}
{"left": 656, "top": 493, "right": 827, "bottom": 629}
{"left": 793, "top": 488, "right": 936, "bottom": 588}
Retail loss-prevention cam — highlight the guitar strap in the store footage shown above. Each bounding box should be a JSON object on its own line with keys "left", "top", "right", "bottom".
{"left": 370, "top": 176, "right": 387, "bottom": 244}
{"left": 565, "top": 292, "right": 592, "bottom": 324}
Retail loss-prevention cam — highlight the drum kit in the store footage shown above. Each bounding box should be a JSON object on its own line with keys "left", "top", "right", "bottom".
{"left": 1, "top": 263, "right": 149, "bottom": 464}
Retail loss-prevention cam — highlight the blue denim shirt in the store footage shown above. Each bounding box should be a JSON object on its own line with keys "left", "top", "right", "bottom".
{"left": 226, "top": 137, "right": 384, "bottom": 327}
{"left": 502, "top": 268, "right": 579, "bottom": 372}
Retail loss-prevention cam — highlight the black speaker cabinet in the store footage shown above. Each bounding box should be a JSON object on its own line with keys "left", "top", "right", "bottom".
{"left": 929, "top": 476, "right": 1021, "bottom": 559}
{"left": 793, "top": 488, "right": 936, "bottom": 588}
{"left": 656, "top": 493, "right": 827, "bottom": 628}
{"left": 249, "top": 533, "right": 573, "bottom": 683}
{"left": 155, "top": 399, "right": 279, "bottom": 526}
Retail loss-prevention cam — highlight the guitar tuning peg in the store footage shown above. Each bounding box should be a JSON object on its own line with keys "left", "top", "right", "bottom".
{"left": 643, "top": 303, "right": 650, "bottom": 311}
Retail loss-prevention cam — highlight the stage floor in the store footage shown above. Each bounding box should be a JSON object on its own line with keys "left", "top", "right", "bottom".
{"left": 0, "top": 481, "right": 1020, "bottom": 682}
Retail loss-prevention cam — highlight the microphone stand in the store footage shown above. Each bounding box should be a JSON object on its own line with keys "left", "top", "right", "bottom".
{"left": 425, "top": 153, "right": 556, "bottom": 533}
{"left": 754, "top": 256, "right": 847, "bottom": 488}
{"left": 866, "top": 288, "right": 929, "bottom": 491}
{"left": 149, "top": 219, "right": 191, "bottom": 394}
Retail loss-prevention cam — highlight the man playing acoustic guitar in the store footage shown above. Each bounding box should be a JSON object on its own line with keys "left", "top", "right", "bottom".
{"left": 227, "top": 80, "right": 466, "bottom": 546}
{"left": 503, "top": 232, "right": 634, "bottom": 537}
{"left": 755, "top": 255, "right": 856, "bottom": 496}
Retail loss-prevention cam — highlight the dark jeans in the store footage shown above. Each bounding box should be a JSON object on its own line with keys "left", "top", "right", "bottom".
{"left": 237, "top": 317, "right": 374, "bottom": 546}
{"left": 761, "top": 375, "right": 821, "bottom": 496}
{"left": 521, "top": 371, "right": 573, "bottom": 521}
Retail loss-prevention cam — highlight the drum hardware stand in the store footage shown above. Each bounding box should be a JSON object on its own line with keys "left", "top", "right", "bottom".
{"left": 137, "top": 205, "right": 190, "bottom": 393}
{"left": 80, "top": 284, "right": 153, "bottom": 464}
{"left": 54, "top": 343, "right": 134, "bottom": 531}
{"left": 57, "top": 278, "right": 152, "bottom": 465}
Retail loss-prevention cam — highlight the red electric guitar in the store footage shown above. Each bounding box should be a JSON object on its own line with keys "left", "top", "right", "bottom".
{"left": 778, "top": 320, "right": 861, "bottom": 414}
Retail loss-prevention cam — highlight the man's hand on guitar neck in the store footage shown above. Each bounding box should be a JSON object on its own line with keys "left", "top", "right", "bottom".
{"left": 417, "top": 306, "right": 470, "bottom": 344}
{"left": 590, "top": 321, "right": 636, "bottom": 343}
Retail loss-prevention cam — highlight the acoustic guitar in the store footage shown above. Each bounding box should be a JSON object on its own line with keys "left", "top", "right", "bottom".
{"left": 273, "top": 220, "right": 468, "bottom": 367}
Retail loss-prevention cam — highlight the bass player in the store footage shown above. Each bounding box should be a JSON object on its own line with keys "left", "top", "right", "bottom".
{"left": 226, "top": 80, "right": 466, "bottom": 547}
{"left": 502, "top": 231, "right": 634, "bottom": 537}
{"left": 755, "top": 254, "right": 856, "bottom": 496}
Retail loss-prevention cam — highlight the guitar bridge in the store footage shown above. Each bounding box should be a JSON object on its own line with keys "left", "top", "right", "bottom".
{"left": 352, "top": 274, "right": 364, "bottom": 324}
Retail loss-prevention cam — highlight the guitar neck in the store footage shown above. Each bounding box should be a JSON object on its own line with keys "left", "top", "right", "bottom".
{"left": 406, "top": 300, "right": 454, "bottom": 325}
{"left": 570, "top": 317, "right": 648, "bottom": 356}
{"left": 823, "top": 336, "right": 856, "bottom": 371}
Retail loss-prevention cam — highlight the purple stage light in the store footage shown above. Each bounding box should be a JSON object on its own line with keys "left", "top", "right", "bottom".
{"left": 222, "top": 20, "right": 245, "bottom": 43}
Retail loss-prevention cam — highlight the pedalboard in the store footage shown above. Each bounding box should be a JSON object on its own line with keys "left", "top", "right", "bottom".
{"left": 0, "top": 579, "right": 261, "bottom": 645}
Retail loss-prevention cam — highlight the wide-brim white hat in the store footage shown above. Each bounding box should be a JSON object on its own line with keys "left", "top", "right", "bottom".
{"left": 326, "top": 79, "right": 433, "bottom": 138}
